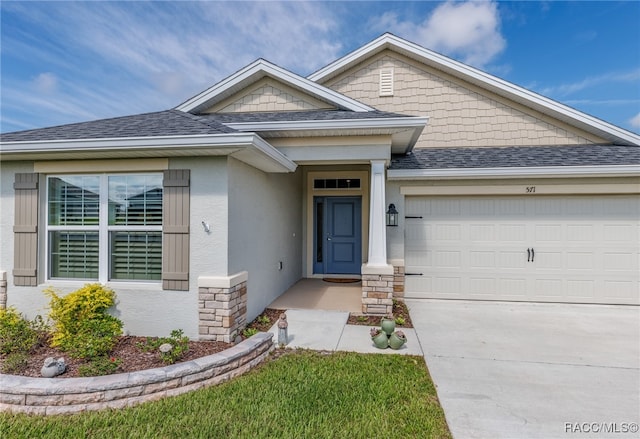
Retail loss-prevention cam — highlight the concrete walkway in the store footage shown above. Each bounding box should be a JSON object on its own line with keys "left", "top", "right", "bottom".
{"left": 407, "top": 299, "right": 640, "bottom": 439}
{"left": 267, "top": 309, "right": 423, "bottom": 356}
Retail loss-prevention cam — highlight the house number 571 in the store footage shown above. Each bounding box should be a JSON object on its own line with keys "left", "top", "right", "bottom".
{"left": 526, "top": 186, "right": 536, "bottom": 193}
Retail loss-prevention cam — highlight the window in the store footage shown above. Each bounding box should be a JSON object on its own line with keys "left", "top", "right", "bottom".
{"left": 313, "top": 178, "right": 361, "bottom": 189}
{"left": 47, "top": 174, "right": 163, "bottom": 282}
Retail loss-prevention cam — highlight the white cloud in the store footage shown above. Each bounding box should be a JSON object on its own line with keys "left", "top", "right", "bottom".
{"left": 33, "top": 72, "right": 58, "bottom": 94}
{"left": 539, "top": 69, "right": 640, "bottom": 97}
{"left": 370, "top": 1, "right": 506, "bottom": 68}
{"left": 1, "top": 1, "right": 345, "bottom": 131}
{"left": 630, "top": 112, "right": 640, "bottom": 129}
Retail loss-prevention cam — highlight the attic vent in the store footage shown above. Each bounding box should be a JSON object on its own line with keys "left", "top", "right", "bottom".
{"left": 379, "top": 68, "right": 394, "bottom": 96}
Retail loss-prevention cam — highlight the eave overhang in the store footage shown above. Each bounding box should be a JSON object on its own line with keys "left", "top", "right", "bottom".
{"left": 387, "top": 165, "right": 640, "bottom": 180}
{"left": 0, "top": 133, "right": 297, "bottom": 173}
{"left": 225, "top": 116, "right": 428, "bottom": 154}
{"left": 310, "top": 33, "right": 640, "bottom": 147}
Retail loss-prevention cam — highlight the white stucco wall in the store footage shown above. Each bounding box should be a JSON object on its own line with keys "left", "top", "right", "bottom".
{"left": 0, "top": 157, "right": 230, "bottom": 339}
{"left": 227, "top": 157, "right": 303, "bottom": 321}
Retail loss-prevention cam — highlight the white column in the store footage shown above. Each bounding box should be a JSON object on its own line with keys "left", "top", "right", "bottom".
{"left": 364, "top": 160, "right": 392, "bottom": 272}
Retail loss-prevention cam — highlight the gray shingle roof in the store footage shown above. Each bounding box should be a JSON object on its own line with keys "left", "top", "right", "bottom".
{"left": 390, "top": 145, "right": 640, "bottom": 169}
{"left": 0, "top": 110, "right": 237, "bottom": 142}
{"left": 205, "top": 110, "right": 414, "bottom": 123}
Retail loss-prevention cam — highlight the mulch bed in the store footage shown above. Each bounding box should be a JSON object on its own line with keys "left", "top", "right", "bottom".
{"left": 3, "top": 303, "right": 412, "bottom": 379}
{"left": 3, "top": 335, "right": 232, "bottom": 378}
{"left": 347, "top": 300, "right": 413, "bottom": 328}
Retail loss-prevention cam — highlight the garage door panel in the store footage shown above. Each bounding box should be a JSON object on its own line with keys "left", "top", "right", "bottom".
{"left": 603, "top": 252, "right": 636, "bottom": 271}
{"left": 567, "top": 224, "right": 594, "bottom": 241}
{"left": 405, "top": 195, "right": 639, "bottom": 305}
{"left": 536, "top": 251, "right": 563, "bottom": 270}
{"left": 566, "top": 252, "right": 594, "bottom": 270}
{"left": 469, "top": 224, "right": 496, "bottom": 241}
{"left": 498, "top": 224, "right": 526, "bottom": 242}
{"left": 535, "top": 224, "right": 563, "bottom": 241}
{"left": 498, "top": 251, "right": 527, "bottom": 269}
{"left": 603, "top": 224, "right": 633, "bottom": 241}
{"left": 469, "top": 251, "right": 495, "bottom": 268}
{"left": 469, "top": 278, "right": 496, "bottom": 295}
{"left": 567, "top": 280, "right": 595, "bottom": 299}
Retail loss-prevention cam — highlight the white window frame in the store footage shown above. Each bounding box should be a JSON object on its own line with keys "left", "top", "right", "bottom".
{"left": 45, "top": 173, "right": 163, "bottom": 283}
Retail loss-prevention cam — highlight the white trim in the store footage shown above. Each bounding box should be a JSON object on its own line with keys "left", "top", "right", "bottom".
{"left": 197, "top": 271, "right": 248, "bottom": 289}
{"left": 309, "top": 33, "right": 640, "bottom": 146}
{"left": 388, "top": 165, "right": 640, "bottom": 180}
{"left": 176, "top": 59, "right": 374, "bottom": 113}
{"left": 400, "top": 183, "right": 640, "bottom": 196}
{"left": 367, "top": 160, "right": 389, "bottom": 267}
{"left": 224, "top": 116, "right": 428, "bottom": 133}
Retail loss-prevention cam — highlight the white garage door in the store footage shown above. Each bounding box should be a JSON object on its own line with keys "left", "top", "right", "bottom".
{"left": 405, "top": 195, "right": 640, "bottom": 305}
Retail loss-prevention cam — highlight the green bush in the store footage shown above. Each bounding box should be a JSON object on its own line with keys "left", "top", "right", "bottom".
{"left": 78, "top": 356, "right": 122, "bottom": 377}
{"left": 1, "top": 352, "right": 29, "bottom": 374}
{"left": 139, "top": 329, "right": 189, "bottom": 364}
{"left": 45, "top": 284, "right": 123, "bottom": 359}
{"left": 0, "top": 307, "right": 44, "bottom": 355}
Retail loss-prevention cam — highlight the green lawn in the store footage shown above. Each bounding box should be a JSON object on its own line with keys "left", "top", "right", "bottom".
{"left": 1, "top": 351, "right": 451, "bottom": 439}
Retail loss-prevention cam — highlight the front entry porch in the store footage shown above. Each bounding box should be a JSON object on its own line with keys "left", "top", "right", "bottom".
{"left": 268, "top": 278, "right": 361, "bottom": 313}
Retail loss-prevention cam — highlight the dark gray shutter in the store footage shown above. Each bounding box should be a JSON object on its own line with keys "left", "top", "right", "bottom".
{"left": 13, "top": 173, "right": 39, "bottom": 286}
{"left": 162, "top": 170, "right": 190, "bottom": 291}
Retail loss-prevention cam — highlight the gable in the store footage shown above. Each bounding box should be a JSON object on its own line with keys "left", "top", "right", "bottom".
{"left": 203, "top": 78, "right": 336, "bottom": 114}
{"left": 323, "top": 50, "right": 607, "bottom": 148}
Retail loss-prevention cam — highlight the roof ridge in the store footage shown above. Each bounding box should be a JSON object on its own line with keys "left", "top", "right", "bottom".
{"left": 170, "top": 109, "right": 237, "bottom": 133}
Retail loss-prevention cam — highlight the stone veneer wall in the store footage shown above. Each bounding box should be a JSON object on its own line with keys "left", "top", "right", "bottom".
{"left": 393, "top": 265, "right": 405, "bottom": 300}
{"left": 199, "top": 280, "right": 247, "bottom": 343}
{"left": 362, "top": 265, "right": 405, "bottom": 315}
{"left": 0, "top": 333, "right": 273, "bottom": 415}
{"left": 362, "top": 273, "right": 394, "bottom": 315}
{"left": 0, "top": 272, "right": 6, "bottom": 309}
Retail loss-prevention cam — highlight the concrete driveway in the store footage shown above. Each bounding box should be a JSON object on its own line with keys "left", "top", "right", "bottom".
{"left": 406, "top": 299, "right": 640, "bottom": 439}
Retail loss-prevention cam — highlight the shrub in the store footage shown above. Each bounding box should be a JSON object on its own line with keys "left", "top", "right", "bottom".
{"left": 139, "top": 329, "right": 189, "bottom": 364}
{"left": 45, "top": 284, "right": 123, "bottom": 359}
{"left": 242, "top": 327, "right": 258, "bottom": 338}
{"left": 0, "top": 307, "right": 44, "bottom": 355}
{"left": 1, "top": 352, "right": 29, "bottom": 374}
{"left": 78, "top": 356, "right": 122, "bottom": 377}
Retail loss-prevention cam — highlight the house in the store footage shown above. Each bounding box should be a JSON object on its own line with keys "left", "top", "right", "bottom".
{"left": 1, "top": 34, "right": 639, "bottom": 342}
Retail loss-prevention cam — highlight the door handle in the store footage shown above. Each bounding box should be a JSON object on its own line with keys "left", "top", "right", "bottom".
{"left": 327, "top": 237, "right": 332, "bottom": 241}
{"left": 531, "top": 248, "right": 534, "bottom": 262}
{"left": 527, "top": 248, "right": 531, "bottom": 262}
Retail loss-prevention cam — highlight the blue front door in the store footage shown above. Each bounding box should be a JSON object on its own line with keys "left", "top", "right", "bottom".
{"left": 314, "top": 197, "right": 362, "bottom": 274}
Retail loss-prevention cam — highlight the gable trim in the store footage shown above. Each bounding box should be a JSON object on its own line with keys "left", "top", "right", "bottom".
{"left": 310, "top": 33, "right": 640, "bottom": 146}
{"left": 175, "top": 59, "right": 375, "bottom": 114}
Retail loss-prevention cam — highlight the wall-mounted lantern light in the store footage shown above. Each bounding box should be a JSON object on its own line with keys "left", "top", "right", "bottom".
{"left": 386, "top": 203, "right": 398, "bottom": 227}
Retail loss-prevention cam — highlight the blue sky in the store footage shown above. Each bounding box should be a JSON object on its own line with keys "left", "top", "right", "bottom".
{"left": 1, "top": 1, "right": 639, "bottom": 134}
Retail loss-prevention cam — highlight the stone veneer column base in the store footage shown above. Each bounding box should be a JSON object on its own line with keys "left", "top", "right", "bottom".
{"left": 361, "top": 264, "right": 395, "bottom": 315}
{"left": 393, "top": 265, "right": 405, "bottom": 300}
{"left": 0, "top": 271, "right": 7, "bottom": 310}
{"left": 198, "top": 272, "right": 248, "bottom": 343}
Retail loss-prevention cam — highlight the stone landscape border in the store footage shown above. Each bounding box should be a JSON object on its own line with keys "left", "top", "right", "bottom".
{"left": 0, "top": 332, "right": 273, "bottom": 415}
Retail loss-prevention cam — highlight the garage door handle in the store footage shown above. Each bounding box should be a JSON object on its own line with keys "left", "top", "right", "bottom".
{"left": 531, "top": 248, "right": 535, "bottom": 262}
{"left": 527, "top": 248, "right": 531, "bottom": 262}
{"left": 405, "top": 272, "right": 423, "bottom": 276}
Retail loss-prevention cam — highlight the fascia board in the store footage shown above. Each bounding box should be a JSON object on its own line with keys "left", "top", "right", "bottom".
{"left": 225, "top": 116, "right": 428, "bottom": 132}
{"left": 176, "top": 60, "right": 374, "bottom": 113}
{"left": 0, "top": 133, "right": 262, "bottom": 152}
{"left": 310, "top": 34, "right": 640, "bottom": 146}
{"left": 387, "top": 165, "right": 640, "bottom": 180}
{"left": 0, "top": 133, "right": 297, "bottom": 173}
